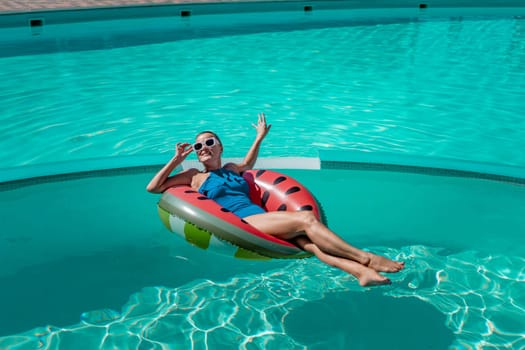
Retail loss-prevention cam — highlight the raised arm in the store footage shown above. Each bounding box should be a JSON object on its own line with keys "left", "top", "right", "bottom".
{"left": 146, "top": 142, "right": 197, "bottom": 193}
{"left": 227, "top": 113, "right": 271, "bottom": 173}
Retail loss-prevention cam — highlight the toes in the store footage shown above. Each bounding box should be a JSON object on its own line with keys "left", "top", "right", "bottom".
{"left": 362, "top": 277, "right": 391, "bottom": 287}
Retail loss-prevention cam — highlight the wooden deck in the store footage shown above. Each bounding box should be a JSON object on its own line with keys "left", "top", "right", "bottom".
{"left": 0, "top": 0, "right": 255, "bottom": 14}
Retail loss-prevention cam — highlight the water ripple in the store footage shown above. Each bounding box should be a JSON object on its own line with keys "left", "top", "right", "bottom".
{"left": 1, "top": 18, "right": 525, "bottom": 167}
{"left": 1, "top": 245, "right": 523, "bottom": 349}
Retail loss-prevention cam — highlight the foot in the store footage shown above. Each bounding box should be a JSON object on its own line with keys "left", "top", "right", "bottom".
{"left": 356, "top": 267, "right": 392, "bottom": 287}
{"left": 365, "top": 253, "right": 404, "bottom": 273}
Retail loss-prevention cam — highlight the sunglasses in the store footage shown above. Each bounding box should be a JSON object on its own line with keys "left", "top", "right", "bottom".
{"left": 193, "top": 137, "right": 219, "bottom": 151}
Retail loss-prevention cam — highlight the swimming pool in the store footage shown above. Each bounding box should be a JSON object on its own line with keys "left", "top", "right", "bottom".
{"left": 1, "top": 1, "right": 524, "bottom": 349}
{"left": 1, "top": 1, "right": 525, "bottom": 168}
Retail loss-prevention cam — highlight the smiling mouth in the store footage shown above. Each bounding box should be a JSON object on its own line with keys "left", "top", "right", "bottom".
{"left": 199, "top": 151, "right": 212, "bottom": 157}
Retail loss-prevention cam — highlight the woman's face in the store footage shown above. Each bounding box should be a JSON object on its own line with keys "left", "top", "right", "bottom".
{"left": 194, "top": 132, "right": 222, "bottom": 163}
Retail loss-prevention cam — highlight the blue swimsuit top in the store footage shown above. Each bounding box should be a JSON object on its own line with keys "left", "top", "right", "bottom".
{"left": 198, "top": 168, "right": 265, "bottom": 218}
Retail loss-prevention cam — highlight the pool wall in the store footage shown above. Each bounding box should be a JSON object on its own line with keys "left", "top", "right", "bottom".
{"left": 1, "top": 0, "right": 525, "bottom": 57}
{"left": 2, "top": 154, "right": 524, "bottom": 280}
{"left": 319, "top": 150, "right": 525, "bottom": 184}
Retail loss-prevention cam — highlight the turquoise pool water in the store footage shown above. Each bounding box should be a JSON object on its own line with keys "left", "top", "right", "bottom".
{"left": 1, "top": 167, "right": 524, "bottom": 348}
{"left": 1, "top": 3, "right": 525, "bottom": 349}
{"left": 1, "top": 6, "right": 524, "bottom": 168}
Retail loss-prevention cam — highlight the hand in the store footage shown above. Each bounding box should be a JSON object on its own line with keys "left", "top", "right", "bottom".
{"left": 253, "top": 113, "right": 271, "bottom": 141}
{"left": 174, "top": 142, "right": 193, "bottom": 161}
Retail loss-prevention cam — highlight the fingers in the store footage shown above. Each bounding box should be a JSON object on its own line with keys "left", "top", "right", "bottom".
{"left": 175, "top": 142, "right": 193, "bottom": 156}
{"left": 255, "top": 113, "right": 270, "bottom": 128}
{"left": 253, "top": 113, "right": 271, "bottom": 140}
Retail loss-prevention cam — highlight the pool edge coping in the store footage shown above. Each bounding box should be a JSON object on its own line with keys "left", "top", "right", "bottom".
{"left": 2, "top": 0, "right": 525, "bottom": 16}
{"left": 1, "top": 153, "right": 524, "bottom": 190}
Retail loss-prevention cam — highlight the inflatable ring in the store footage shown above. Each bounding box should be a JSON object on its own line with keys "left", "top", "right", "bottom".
{"left": 157, "top": 169, "right": 323, "bottom": 260}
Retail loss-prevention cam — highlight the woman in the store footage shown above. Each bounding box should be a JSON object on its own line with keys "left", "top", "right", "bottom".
{"left": 147, "top": 113, "right": 404, "bottom": 286}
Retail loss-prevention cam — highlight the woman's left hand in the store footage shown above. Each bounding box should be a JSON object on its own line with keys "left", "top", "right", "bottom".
{"left": 253, "top": 113, "right": 271, "bottom": 140}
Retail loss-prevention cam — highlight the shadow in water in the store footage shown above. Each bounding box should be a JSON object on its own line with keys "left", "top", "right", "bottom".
{"left": 284, "top": 289, "right": 454, "bottom": 349}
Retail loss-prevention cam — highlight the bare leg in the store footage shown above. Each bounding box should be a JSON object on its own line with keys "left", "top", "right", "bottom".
{"left": 244, "top": 211, "right": 404, "bottom": 273}
{"left": 295, "top": 237, "right": 391, "bottom": 286}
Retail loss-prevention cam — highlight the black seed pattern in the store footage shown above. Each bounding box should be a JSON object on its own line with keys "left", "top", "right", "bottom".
{"left": 277, "top": 204, "right": 287, "bottom": 211}
{"left": 300, "top": 205, "right": 313, "bottom": 211}
{"left": 184, "top": 190, "right": 197, "bottom": 193}
{"left": 256, "top": 170, "right": 266, "bottom": 177}
{"left": 285, "top": 186, "right": 300, "bottom": 195}
{"left": 220, "top": 208, "right": 231, "bottom": 212}
{"left": 261, "top": 191, "right": 270, "bottom": 207}
{"left": 273, "top": 176, "right": 287, "bottom": 185}
{"left": 197, "top": 196, "right": 211, "bottom": 200}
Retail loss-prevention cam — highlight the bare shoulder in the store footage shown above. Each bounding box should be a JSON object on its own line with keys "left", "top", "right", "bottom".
{"left": 168, "top": 167, "right": 199, "bottom": 184}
